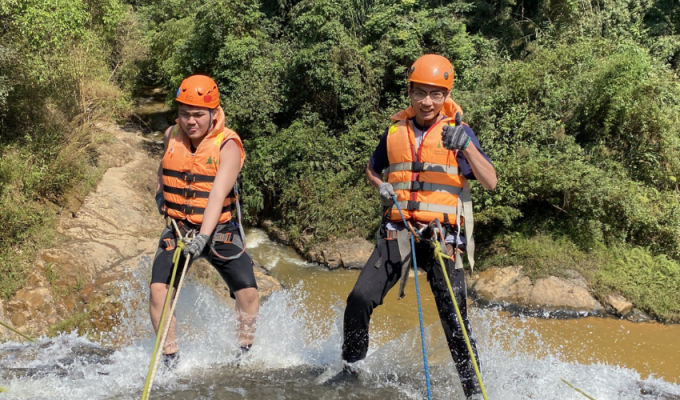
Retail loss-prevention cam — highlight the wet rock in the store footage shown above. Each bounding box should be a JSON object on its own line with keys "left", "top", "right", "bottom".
{"left": 626, "top": 308, "right": 652, "bottom": 322}
{"left": 253, "top": 269, "right": 284, "bottom": 301}
{"left": 322, "top": 249, "right": 342, "bottom": 270}
{"left": 469, "top": 266, "right": 605, "bottom": 318}
{"left": 606, "top": 294, "right": 634, "bottom": 316}
{"left": 4, "top": 124, "right": 163, "bottom": 338}
{"left": 336, "top": 238, "right": 374, "bottom": 269}
{"left": 6, "top": 287, "right": 58, "bottom": 333}
{"left": 316, "top": 238, "right": 374, "bottom": 270}
{"left": 260, "top": 220, "right": 290, "bottom": 244}
{"left": 0, "top": 299, "right": 8, "bottom": 340}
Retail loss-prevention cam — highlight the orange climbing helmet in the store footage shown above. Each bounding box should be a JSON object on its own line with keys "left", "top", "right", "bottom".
{"left": 407, "top": 54, "right": 455, "bottom": 91}
{"left": 175, "top": 75, "right": 220, "bottom": 109}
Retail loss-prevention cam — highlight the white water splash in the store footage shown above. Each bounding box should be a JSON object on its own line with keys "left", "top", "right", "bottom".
{"left": 1, "top": 244, "right": 679, "bottom": 399}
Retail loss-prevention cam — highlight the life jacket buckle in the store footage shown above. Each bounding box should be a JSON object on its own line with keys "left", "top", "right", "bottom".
{"left": 411, "top": 181, "right": 424, "bottom": 191}
{"left": 182, "top": 172, "right": 196, "bottom": 182}
{"left": 412, "top": 161, "right": 424, "bottom": 172}
{"left": 179, "top": 204, "right": 195, "bottom": 214}
{"left": 183, "top": 188, "right": 196, "bottom": 198}
{"left": 406, "top": 200, "right": 419, "bottom": 210}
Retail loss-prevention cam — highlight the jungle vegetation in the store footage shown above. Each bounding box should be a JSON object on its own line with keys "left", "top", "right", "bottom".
{"left": 2, "top": 0, "right": 680, "bottom": 321}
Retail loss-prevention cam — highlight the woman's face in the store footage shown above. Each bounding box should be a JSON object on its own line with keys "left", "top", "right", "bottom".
{"left": 178, "top": 104, "right": 213, "bottom": 139}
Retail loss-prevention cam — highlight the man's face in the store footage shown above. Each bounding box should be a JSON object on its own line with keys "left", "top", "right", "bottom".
{"left": 178, "top": 104, "right": 213, "bottom": 139}
{"left": 408, "top": 82, "right": 449, "bottom": 124}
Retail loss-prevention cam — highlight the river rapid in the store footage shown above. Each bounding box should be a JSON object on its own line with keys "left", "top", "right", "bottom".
{"left": 0, "top": 228, "right": 679, "bottom": 399}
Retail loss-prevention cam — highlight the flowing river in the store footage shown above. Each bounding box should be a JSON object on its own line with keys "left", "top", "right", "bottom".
{"left": 1, "top": 228, "right": 679, "bottom": 399}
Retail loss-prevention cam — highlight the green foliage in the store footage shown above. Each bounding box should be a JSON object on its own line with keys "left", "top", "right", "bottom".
{"left": 133, "top": 0, "right": 680, "bottom": 319}
{"left": 596, "top": 247, "right": 680, "bottom": 322}
{"left": 0, "top": 0, "right": 143, "bottom": 299}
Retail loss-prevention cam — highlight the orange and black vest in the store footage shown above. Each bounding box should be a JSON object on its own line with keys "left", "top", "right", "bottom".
{"left": 162, "top": 125, "right": 245, "bottom": 225}
{"left": 384, "top": 116, "right": 476, "bottom": 269}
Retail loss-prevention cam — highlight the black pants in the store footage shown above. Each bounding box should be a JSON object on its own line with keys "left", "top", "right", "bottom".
{"left": 151, "top": 222, "right": 256, "bottom": 299}
{"left": 342, "top": 235, "right": 482, "bottom": 397}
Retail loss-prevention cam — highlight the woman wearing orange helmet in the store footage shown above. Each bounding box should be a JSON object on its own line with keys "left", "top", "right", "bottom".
{"left": 151, "top": 75, "right": 259, "bottom": 368}
{"left": 340, "top": 55, "right": 497, "bottom": 399}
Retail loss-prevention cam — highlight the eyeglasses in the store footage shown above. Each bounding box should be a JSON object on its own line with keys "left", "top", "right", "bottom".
{"left": 410, "top": 89, "right": 447, "bottom": 102}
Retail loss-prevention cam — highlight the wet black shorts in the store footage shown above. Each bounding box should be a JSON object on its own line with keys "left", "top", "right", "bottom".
{"left": 151, "top": 222, "right": 256, "bottom": 298}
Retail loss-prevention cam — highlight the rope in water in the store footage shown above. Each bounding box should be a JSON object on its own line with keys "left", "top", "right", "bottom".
{"left": 140, "top": 219, "right": 192, "bottom": 400}
{"left": 562, "top": 378, "right": 598, "bottom": 400}
{"left": 392, "top": 196, "right": 433, "bottom": 400}
{"left": 0, "top": 320, "right": 34, "bottom": 342}
{"left": 0, "top": 387, "right": 7, "bottom": 392}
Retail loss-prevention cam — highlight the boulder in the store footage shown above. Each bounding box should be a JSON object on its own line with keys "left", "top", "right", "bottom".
{"left": 470, "top": 266, "right": 604, "bottom": 317}
{"left": 606, "top": 294, "right": 634, "bottom": 316}
{"left": 626, "top": 308, "right": 652, "bottom": 322}
{"left": 253, "top": 269, "right": 284, "bottom": 301}
{"left": 336, "top": 238, "right": 374, "bottom": 269}
{"left": 6, "top": 287, "right": 59, "bottom": 334}
{"left": 0, "top": 299, "right": 8, "bottom": 340}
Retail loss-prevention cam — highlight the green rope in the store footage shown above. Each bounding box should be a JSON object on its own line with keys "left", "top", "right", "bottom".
{"left": 0, "top": 320, "right": 35, "bottom": 342}
{"left": 562, "top": 378, "right": 598, "bottom": 400}
{"left": 433, "top": 240, "right": 489, "bottom": 400}
{"left": 140, "top": 241, "right": 186, "bottom": 400}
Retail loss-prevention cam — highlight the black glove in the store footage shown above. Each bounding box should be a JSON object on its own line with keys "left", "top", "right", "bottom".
{"left": 155, "top": 192, "right": 166, "bottom": 215}
{"left": 379, "top": 182, "right": 396, "bottom": 207}
{"left": 441, "top": 112, "right": 471, "bottom": 151}
{"left": 184, "top": 233, "right": 210, "bottom": 258}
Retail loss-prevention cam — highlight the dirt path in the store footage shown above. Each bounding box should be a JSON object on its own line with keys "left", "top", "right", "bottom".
{"left": 0, "top": 122, "right": 280, "bottom": 341}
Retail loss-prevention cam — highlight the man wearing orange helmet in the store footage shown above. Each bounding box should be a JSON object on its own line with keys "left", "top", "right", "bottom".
{"left": 151, "top": 75, "right": 259, "bottom": 368}
{"left": 341, "top": 55, "right": 497, "bottom": 399}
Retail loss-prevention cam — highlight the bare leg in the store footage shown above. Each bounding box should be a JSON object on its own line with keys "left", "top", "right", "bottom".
{"left": 149, "top": 283, "right": 179, "bottom": 354}
{"left": 233, "top": 287, "right": 259, "bottom": 346}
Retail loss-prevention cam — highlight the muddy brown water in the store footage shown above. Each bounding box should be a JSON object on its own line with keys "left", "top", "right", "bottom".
{"left": 246, "top": 229, "right": 680, "bottom": 384}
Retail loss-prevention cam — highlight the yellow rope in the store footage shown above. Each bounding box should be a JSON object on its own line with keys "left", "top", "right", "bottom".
{"left": 0, "top": 386, "right": 7, "bottom": 392}
{"left": 433, "top": 240, "right": 489, "bottom": 400}
{"left": 562, "top": 378, "right": 598, "bottom": 400}
{"left": 0, "top": 320, "right": 34, "bottom": 342}
{"left": 140, "top": 241, "right": 186, "bottom": 400}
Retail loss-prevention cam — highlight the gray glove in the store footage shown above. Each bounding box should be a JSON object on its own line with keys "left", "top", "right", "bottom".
{"left": 379, "top": 182, "right": 396, "bottom": 207}
{"left": 441, "top": 112, "right": 471, "bottom": 151}
{"left": 155, "top": 192, "right": 166, "bottom": 215}
{"left": 184, "top": 233, "right": 210, "bottom": 258}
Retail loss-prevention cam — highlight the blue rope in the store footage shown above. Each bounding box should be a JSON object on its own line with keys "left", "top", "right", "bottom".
{"left": 392, "top": 195, "right": 432, "bottom": 400}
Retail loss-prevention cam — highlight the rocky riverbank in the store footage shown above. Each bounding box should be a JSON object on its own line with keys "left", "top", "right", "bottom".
{"left": 259, "top": 220, "right": 653, "bottom": 322}
{"left": 0, "top": 122, "right": 282, "bottom": 342}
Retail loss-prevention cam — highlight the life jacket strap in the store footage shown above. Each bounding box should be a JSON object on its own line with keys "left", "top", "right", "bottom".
{"left": 391, "top": 181, "right": 463, "bottom": 195}
{"left": 165, "top": 201, "right": 233, "bottom": 215}
{"left": 392, "top": 201, "right": 458, "bottom": 215}
{"left": 384, "top": 162, "right": 460, "bottom": 175}
{"left": 163, "top": 186, "right": 211, "bottom": 198}
{"left": 162, "top": 168, "right": 215, "bottom": 183}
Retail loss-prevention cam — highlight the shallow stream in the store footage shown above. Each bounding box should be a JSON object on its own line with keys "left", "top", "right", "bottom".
{"left": 1, "top": 228, "right": 679, "bottom": 399}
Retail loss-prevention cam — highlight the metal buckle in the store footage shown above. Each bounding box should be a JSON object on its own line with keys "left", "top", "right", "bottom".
{"left": 412, "top": 162, "right": 424, "bottom": 172}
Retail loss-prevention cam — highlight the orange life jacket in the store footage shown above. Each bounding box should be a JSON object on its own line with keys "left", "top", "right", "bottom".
{"left": 385, "top": 101, "right": 476, "bottom": 269}
{"left": 162, "top": 109, "right": 245, "bottom": 225}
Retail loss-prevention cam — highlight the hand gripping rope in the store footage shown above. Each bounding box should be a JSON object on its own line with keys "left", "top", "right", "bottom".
{"left": 391, "top": 195, "right": 433, "bottom": 400}
{"left": 431, "top": 219, "right": 488, "bottom": 400}
{"left": 141, "top": 219, "right": 192, "bottom": 400}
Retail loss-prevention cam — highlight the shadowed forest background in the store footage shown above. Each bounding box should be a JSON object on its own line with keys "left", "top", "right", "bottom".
{"left": 1, "top": 0, "right": 680, "bottom": 321}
